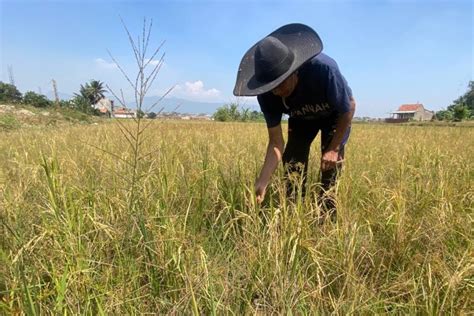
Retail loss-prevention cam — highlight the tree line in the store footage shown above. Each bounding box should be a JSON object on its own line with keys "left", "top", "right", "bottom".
{"left": 435, "top": 81, "right": 473, "bottom": 121}
{"left": 3, "top": 80, "right": 472, "bottom": 121}
{"left": 212, "top": 103, "right": 265, "bottom": 122}
{"left": 0, "top": 80, "right": 107, "bottom": 115}
{"left": 213, "top": 82, "right": 473, "bottom": 123}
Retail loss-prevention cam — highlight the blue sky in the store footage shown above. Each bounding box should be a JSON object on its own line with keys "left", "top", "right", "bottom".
{"left": 1, "top": 0, "right": 472, "bottom": 117}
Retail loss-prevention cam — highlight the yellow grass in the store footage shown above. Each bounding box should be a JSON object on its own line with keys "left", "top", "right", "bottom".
{"left": 1, "top": 121, "right": 473, "bottom": 314}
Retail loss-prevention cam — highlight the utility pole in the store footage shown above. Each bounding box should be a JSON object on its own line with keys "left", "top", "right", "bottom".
{"left": 8, "top": 65, "right": 15, "bottom": 86}
{"left": 51, "top": 79, "right": 60, "bottom": 109}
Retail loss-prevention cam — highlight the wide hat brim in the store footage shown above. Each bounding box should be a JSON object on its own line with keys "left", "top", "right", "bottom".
{"left": 233, "top": 23, "right": 323, "bottom": 96}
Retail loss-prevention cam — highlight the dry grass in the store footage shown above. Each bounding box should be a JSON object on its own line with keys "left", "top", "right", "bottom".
{"left": 0, "top": 120, "right": 473, "bottom": 314}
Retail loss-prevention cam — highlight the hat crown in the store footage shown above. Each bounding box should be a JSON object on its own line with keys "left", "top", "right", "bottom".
{"left": 255, "top": 36, "right": 294, "bottom": 83}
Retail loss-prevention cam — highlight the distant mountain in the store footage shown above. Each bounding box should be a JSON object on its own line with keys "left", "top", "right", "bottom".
{"left": 44, "top": 92, "right": 258, "bottom": 115}
{"left": 123, "top": 96, "right": 259, "bottom": 115}
{"left": 142, "top": 97, "right": 224, "bottom": 114}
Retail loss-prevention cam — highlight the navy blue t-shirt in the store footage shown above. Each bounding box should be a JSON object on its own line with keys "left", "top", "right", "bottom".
{"left": 257, "top": 53, "right": 353, "bottom": 128}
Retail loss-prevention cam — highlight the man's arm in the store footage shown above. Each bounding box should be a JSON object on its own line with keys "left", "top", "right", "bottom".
{"left": 255, "top": 124, "right": 285, "bottom": 203}
{"left": 321, "top": 96, "right": 356, "bottom": 171}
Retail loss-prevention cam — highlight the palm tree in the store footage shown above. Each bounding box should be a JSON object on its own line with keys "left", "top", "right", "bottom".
{"left": 88, "top": 80, "right": 107, "bottom": 104}
{"left": 78, "top": 80, "right": 107, "bottom": 105}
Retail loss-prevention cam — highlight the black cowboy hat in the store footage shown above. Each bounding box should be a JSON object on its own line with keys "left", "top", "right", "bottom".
{"left": 233, "top": 23, "right": 323, "bottom": 96}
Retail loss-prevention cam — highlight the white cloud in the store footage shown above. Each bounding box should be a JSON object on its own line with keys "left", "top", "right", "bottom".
{"left": 173, "top": 80, "right": 221, "bottom": 101}
{"left": 145, "top": 58, "right": 162, "bottom": 66}
{"left": 94, "top": 58, "right": 118, "bottom": 69}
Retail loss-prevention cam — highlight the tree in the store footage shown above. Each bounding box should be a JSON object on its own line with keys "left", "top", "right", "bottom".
{"left": 59, "top": 99, "right": 74, "bottom": 108}
{"left": 452, "top": 103, "right": 471, "bottom": 121}
{"left": 213, "top": 103, "right": 241, "bottom": 121}
{"left": 23, "top": 91, "right": 52, "bottom": 108}
{"left": 449, "top": 81, "right": 473, "bottom": 115}
{"left": 71, "top": 94, "right": 95, "bottom": 114}
{"left": 213, "top": 104, "right": 265, "bottom": 122}
{"left": 73, "top": 80, "right": 107, "bottom": 114}
{"left": 0, "top": 82, "right": 22, "bottom": 103}
{"left": 213, "top": 105, "right": 231, "bottom": 121}
{"left": 437, "top": 81, "right": 474, "bottom": 121}
{"left": 147, "top": 111, "right": 157, "bottom": 119}
{"left": 240, "top": 108, "right": 250, "bottom": 122}
{"left": 228, "top": 103, "right": 241, "bottom": 121}
{"left": 250, "top": 110, "right": 264, "bottom": 121}
{"left": 88, "top": 80, "right": 107, "bottom": 104}
{"left": 78, "top": 80, "right": 107, "bottom": 105}
{"left": 136, "top": 109, "right": 145, "bottom": 119}
{"left": 435, "top": 109, "right": 453, "bottom": 121}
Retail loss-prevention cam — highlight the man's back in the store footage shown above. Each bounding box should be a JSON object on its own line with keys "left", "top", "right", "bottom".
{"left": 258, "top": 53, "right": 353, "bottom": 126}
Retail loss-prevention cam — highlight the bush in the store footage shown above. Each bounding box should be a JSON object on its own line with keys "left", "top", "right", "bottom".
{"left": 435, "top": 109, "right": 453, "bottom": 121}
{"left": 213, "top": 104, "right": 264, "bottom": 122}
{"left": 452, "top": 103, "right": 471, "bottom": 121}
{"left": 23, "top": 91, "right": 52, "bottom": 108}
{"left": 213, "top": 104, "right": 240, "bottom": 121}
{"left": 0, "top": 82, "right": 22, "bottom": 103}
{"left": 59, "top": 99, "right": 75, "bottom": 108}
{"left": 70, "top": 95, "right": 100, "bottom": 115}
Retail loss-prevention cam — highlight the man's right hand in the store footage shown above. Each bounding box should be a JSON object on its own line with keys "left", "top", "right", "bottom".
{"left": 255, "top": 125, "right": 284, "bottom": 204}
{"left": 255, "top": 180, "right": 267, "bottom": 204}
{"left": 255, "top": 147, "right": 282, "bottom": 204}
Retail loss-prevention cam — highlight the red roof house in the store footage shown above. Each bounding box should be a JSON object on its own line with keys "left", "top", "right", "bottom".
{"left": 387, "top": 103, "right": 434, "bottom": 122}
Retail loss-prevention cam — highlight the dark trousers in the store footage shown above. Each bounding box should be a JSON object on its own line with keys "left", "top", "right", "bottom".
{"left": 282, "top": 117, "right": 350, "bottom": 218}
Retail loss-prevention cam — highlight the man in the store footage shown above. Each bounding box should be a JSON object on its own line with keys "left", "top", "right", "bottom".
{"left": 233, "top": 23, "right": 355, "bottom": 221}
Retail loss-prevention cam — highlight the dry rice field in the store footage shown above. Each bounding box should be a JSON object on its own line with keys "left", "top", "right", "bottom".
{"left": 1, "top": 120, "right": 473, "bottom": 314}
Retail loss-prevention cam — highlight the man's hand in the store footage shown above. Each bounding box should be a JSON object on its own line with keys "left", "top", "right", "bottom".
{"left": 323, "top": 97, "right": 355, "bottom": 170}
{"left": 321, "top": 150, "right": 339, "bottom": 171}
{"left": 255, "top": 147, "right": 281, "bottom": 204}
{"left": 255, "top": 180, "right": 267, "bottom": 204}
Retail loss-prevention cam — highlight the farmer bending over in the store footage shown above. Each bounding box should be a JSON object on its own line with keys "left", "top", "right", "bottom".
{"left": 233, "top": 23, "right": 355, "bottom": 221}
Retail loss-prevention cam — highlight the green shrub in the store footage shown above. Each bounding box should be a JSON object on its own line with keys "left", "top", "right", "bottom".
{"left": 23, "top": 91, "right": 52, "bottom": 108}
{"left": 0, "top": 82, "right": 22, "bottom": 103}
{"left": 0, "top": 114, "right": 20, "bottom": 130}
{"left": 213, "top": 103, "right": 264, "bottom": 122}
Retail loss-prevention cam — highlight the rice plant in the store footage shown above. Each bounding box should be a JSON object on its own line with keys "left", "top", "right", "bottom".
{"left": 0, "top": 121, "right": 472, "bottom": 314}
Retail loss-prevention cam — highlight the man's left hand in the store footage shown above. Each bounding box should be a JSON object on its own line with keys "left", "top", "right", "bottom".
{"left": 321, "top": 150, "right": 339, "bottom": 171}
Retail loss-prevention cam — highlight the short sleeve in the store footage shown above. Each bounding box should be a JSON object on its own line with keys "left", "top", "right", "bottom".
{"left": 257, "top": 94, "right": 283, "bottom": 128}
{"left": 327, "top": 68, "right": 352, "bottom": 114}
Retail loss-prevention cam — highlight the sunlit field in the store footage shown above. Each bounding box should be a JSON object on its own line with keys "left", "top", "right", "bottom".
{"left": 1, "top": 121, "right": 472, "bottom": 314}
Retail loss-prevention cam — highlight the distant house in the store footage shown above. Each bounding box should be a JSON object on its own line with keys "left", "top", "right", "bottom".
{"left": 190, "top": 114, "right": 212, "bottom": 121}
{"left": 113, "top": 107, "right": 135, "bottom": 119}
{"left": 155, "top": 112, "right": 212, "bottom": 120}
{"left": 386, "top": 103, "right": 434, "bottom": 123}
{"left": 93, "top": 98, "right": 114, "bottom": 117}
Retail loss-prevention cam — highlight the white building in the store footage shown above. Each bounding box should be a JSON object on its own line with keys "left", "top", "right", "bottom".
{"left": 113, "top": 107, "right": 136, "bottom": 119}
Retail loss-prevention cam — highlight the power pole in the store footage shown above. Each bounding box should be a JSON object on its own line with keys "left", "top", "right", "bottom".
{"left": 51, "top": 79, "right": 60, "bottom": 109}
{"left": 8, "top": 65, "right": 15, "bottom": 86}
